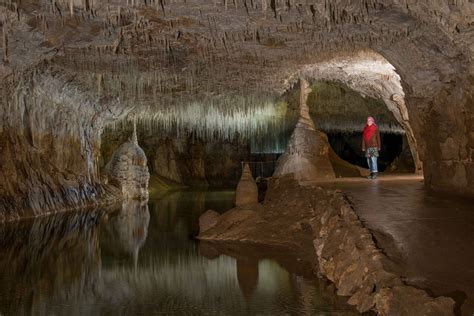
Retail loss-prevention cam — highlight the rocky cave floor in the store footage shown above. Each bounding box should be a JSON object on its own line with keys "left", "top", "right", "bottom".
{"left": 198, "top": 176, "right": 472, "bottom": 315}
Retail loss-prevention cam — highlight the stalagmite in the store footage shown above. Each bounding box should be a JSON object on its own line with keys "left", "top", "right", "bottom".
{"left": 273, "top": 78, "right": 335, "bottom": 182}
{"left": 235, "top": 163, "right": 258, "bottom": 207}
{"left": 104, "top": 124, "right": 150, "bottom": 200}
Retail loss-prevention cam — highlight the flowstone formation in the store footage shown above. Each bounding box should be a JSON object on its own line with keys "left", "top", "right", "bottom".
{"left": 235, "top": 163, "right": 258, "bottom": 207}
{"left": 104, "top": 128, "right": 150, "bottom": 200}
{"left": 274, "top": 79, "right": 335, "bottom": 182}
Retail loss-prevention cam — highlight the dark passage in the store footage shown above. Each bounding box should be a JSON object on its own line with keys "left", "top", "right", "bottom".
{"left": 327, "top": 132, "right": 415, "bottom": 173}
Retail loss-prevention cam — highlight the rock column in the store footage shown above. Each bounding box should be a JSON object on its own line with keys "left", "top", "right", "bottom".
{"left": 274, "top": 78, "right": 335, "bottom": 182}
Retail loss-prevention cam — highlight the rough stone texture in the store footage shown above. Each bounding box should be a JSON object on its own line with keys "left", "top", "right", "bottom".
{"left": 311, "top": 196, "right": 455, "bottom": 314}
{"left": 1, "top": 0, "right": 474, "bottom": 220}
{"left": 274, "top": 79, "right": 336, "bottom": 182}
{"left": 235, "top": 163, "right": 259, "bottom": 207}
{"left": 198, "top": 209, "right": 221, "bottom": 234}
{"left": 198, "top": 177, "right": 455, "bottom": 315}
{"left": 374, "top": 286, "right": 456, "bottom": 316}
{"left": 0, "top": 70, "right": 125, "bottom": 221}
{"left": 104, "top": 135, "right": 150, "bottom": 200}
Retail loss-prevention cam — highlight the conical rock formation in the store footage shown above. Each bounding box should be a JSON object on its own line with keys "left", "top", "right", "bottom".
{"left": 235, "top": 163, "right": 258, "bottom": 207}
{"left": 105, "top": 130, "right": 150, "bottom": 200}
{"left": 274, "top": 79, "right": 335, "bottom": 182}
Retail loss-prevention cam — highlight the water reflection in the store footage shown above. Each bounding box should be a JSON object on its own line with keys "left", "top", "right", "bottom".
{"left": 0, "top": 211, "right": 102, "bottom": 315}
{"left": 101, "top": 200, "right": 150, "bottom": 267}
{"left": 236, "top": 258, "right": 259, "bottom": 300}
{"left": 0, "top": 190, "right": 359, "bottom": 315}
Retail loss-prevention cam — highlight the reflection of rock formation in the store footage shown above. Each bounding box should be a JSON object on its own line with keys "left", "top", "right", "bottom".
{"left": 101, "top": 200, "right": 150, "bottom": 266}
{"left": 293, "top": 276, "right": 317, "bottom": 316}
{"left": 0, "top": 211, "right": 102, "bottom": 314}
{"left": 149, "top": 190, "right": 206, "bottom": 238}
{"left": 235, "top": 163, "right": 258, "bottom": 207}
{"left": 236, "top": 259, "right": 259, "bottom": 301}
{"left": 105, "top": 126, "right": 150, "bottom": 200}
{"left": 274, "top": 79, "right": 335, "bottom": 182}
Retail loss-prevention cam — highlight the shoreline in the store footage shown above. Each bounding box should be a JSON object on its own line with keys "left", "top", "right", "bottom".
{"left": 198, "top": 176, "right": 455, "bottom": 315}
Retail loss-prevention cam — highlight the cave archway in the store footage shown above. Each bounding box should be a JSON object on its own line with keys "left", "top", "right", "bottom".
{"left": 285, "top": 50, "right": 422, "bottom": 174}
{"left": 302, "top": 80, "right": 415, "bottom": 173}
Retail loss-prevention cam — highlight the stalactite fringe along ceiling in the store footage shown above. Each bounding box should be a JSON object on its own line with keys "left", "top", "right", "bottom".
{"left": 104, "top": 97, "right": 290, "bottom": 142}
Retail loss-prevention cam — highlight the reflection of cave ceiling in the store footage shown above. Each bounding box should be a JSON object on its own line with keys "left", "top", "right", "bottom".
{"left": 1, "top": 1, "right": 473, "bottom": 109}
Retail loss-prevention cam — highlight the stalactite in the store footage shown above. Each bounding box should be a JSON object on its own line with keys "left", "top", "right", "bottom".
{"left": 2, "top": 27, "right": 8, "bottom": 63}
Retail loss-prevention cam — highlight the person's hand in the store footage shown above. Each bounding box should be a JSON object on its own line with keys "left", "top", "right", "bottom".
{"left": 362, "top": 149, "right": 365, "bottom": 151}
{"left": 378, "top": 148, "right": 381, "bottom": 151}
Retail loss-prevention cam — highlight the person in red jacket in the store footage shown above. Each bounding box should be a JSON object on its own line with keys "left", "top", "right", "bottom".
{"left": 362, "top": 116, "right": 381, "bottom": 179}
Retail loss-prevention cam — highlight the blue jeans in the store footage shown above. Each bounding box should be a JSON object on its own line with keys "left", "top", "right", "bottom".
{"left": 367, "top": 156, "right": 378, "bottom": 173}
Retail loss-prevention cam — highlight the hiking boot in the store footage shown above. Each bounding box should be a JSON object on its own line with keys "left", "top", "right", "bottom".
{"left": 367, "top": 172, "right": 374, "bottom": 179}
{"left": 372, "top": 172, "right": 378, "bottom": 179}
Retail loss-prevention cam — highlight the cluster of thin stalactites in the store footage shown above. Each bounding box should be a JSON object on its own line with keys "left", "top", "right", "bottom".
{"left": 104, "top": 97, "right": 289, "bottom": 142}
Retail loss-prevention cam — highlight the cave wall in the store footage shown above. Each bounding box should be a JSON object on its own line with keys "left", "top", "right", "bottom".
{"left": 412, "top": 78, "right": 474, "bottom": 195}
{"left": 100, "top": 128, "right": 250, "bottom": 188}
{"left": 0, "top": 69, "right": 128, "bottom": 221}
{"left": 378, "top": 29, "right": 474, "bottom": 195}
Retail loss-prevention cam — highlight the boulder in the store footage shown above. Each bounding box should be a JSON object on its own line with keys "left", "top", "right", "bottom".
{"left": 199, "top": 209, "right": 221, "bottom": 233}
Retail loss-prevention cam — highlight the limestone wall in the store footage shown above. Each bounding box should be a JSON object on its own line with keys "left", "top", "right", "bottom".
{"left": 0, "top": 69, "right": 127, "bottom": 221}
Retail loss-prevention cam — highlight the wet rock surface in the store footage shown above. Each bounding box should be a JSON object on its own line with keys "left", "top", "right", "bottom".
{"left": 198, "top": 177, "right": 455, "bottom": 315}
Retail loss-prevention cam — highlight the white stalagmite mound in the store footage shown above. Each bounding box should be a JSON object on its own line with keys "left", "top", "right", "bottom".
{"left": 105, "top": 124, "right": 150, "bottom": 200}
{"left": 274, "top": 79, "right": 335, "bottom": 182}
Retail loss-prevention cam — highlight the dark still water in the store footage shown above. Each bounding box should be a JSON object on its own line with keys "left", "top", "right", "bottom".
{"left": 0, "top": 190, "right": 359, "bottom": 315}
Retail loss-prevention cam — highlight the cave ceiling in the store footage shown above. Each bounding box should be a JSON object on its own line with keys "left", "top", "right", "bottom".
{"left": 1, "top": 1, "right": 473, "bottom": 111}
